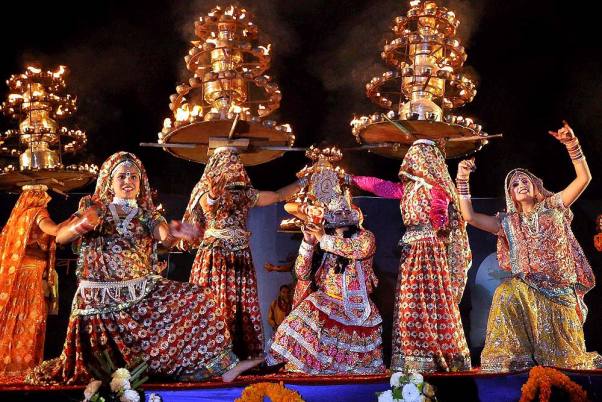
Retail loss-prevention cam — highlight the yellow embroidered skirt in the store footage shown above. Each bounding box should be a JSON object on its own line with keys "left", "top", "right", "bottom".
{"left": 481, "top": 278, "right": 601, "bottom": 372}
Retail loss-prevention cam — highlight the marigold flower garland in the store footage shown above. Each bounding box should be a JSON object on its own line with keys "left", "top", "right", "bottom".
{"left": 519, "top": 366, "right": 588, "bottom": 402}
{"left": 235, "top": 381, "right": 305, "bottom": 402}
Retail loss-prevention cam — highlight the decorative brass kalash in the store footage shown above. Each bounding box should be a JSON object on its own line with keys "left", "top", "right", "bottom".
{"left": 350, "top": 0, "right": 499, "bottom": 158}
{"left": 0, "top": 65, "right": 97, "bottom": 193}
{"left": 280, "top": 146, "right": 352, "bottom": 232}
{"left": 150, "top": 5, "right": 294, "bottom": 166}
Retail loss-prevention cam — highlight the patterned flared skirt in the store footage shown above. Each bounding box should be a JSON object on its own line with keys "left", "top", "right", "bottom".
{"left": 26, "top": 277, "right": 238, "bottom": 385}
{"left": 0, "top": 256, "right": 47, "bottom": 376}
{"left": 268, "top": 292, "right": 384, "bottom": 375}
{"left": 190, "top": 246, "right": 264, "bottom": 359}
{"left": 391, "top": 238, "right": 471, "bottom": 372}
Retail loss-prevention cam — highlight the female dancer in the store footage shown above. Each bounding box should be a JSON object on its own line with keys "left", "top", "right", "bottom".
{"left": 0, "top": 185, "right": 61, "bottom": 376}
{"left": 350, "top": 139, "right": 472, "bottom": 372}
{"left": 26, "top": 152, "right": 261, "bottom": 384}
{"left": 456, "top": 122, "right": 601, "bottom": 371}
{"left": 181, "top": 147, "right": 302, "bottom": 359}
{"left": 267, "top": 205, "right": 384, "bottom": 374}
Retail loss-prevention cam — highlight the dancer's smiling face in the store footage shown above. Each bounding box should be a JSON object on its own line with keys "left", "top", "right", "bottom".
{"left": 509, "top": 172, "right": 536, "bottom": 204}
{"left": 111, "top": 163, "right": 140, "bottom": 200}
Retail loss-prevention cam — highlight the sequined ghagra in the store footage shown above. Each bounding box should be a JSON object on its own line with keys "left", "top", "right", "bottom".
{"left": 26, "top": 152, "right": 238, "bottom": 385}
{"left": 182, "top": 149, "right": 265, "bottom": 359}
{"left": 267, "top": 229, "right": 385, "bottom": 374}
{"left": 481, "top": 169, "right": 601, "bottom": 372}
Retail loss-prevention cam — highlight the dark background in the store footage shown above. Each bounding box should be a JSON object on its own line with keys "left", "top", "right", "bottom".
{"left": 1, "top": 0, "right": 602, "bottom": 365}
{"left": 1, "top": 0, "right": 602, "bottom": 196}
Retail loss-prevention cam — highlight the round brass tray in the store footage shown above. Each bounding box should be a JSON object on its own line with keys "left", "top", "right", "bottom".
{"left": 161, "top": 120, "right": 293, "bottom": 166}
{"left": 0, "top": 169, "right": 96, "bottom": 193}
{"left": 357, "top": 120, "right": 489, "bottom": 159}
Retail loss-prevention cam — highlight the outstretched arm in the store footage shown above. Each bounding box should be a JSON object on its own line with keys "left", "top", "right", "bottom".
{"left": 456, "top": 158, "right": 500, "bottom": 234}
{"left": 156, "top": 220, "right": 201, "bottom": 248}
{"left": 351, "top": 175, "right": 404, "bottom": 199}
{"left": 36, "top": 210, "right": 60, "bottom": 237}
{"left": 548, "top": 121, "right": 592, "bottom": 207}
{"left": 256, "top": 180, "right": 303, "bottom": 207}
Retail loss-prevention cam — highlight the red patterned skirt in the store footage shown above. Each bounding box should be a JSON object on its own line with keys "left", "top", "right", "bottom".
{"left": 190, "top": 246, "right": 264, "bottom": 359}
{"left": 26, "top": 277, "right": 238, "bottom": 385}
{"left": 391, "top": 239, "right": 471, "bottom": 372}
{"left": 268, "top": 292, "right": 384, "bottom": 374}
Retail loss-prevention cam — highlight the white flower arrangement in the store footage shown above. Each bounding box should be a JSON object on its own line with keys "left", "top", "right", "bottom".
{"left": 81, "top": 351, "right": 161, "bottom": 402}
{"left": 148, "top": 393, "right": 163, "bottom": 402}
{"left": 120, "top": 389, "right": 141, "bottom": 402}
{"left": 377, "top": 372, "right": 437, "bottom": 402}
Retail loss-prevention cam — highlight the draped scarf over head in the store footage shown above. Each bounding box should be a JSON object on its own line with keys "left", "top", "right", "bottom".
{"left": 503, "top": 168, "right": 552, "bottom": 213}
{"left": 0, "top": 189, "right": 57, "bottom": 314}
{"left": 399, "top": 141, "right": 472, "bottom": 303}
{"left": 89, "top": 151, "right": 155, "bottom": 211}
{"left": 182, "top": 148, "right": 251, "bottom": 245}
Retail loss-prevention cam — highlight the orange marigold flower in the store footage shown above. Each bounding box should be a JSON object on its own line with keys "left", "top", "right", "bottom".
{"left": 519, "top": 366, "right": 588, "bottom": 402}
{"left": 236, "top": 381, "right": 305, "bottom": 402}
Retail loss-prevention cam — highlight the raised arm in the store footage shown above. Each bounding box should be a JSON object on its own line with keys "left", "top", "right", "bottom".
{"left": 198, "top": 172, "right": 226, "bottom": 212}
{"left": 292, "top": 228, "right": 317, "bottom": 307}
{"left": 351, "top": 175, "right": 404, "bottom": 199}
{"left": 294, "top": 239, "right": 316, "bottom": 281}
{"left": 456, "top": 158, "right": 500, "bottom": 234}
{"left": 548, "top": 121, "right": 592, "bottom": 207}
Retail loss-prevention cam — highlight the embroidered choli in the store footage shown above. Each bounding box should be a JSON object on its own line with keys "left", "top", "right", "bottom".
{"left": 293, "top": 230, "right": 381, "bottom": 327}
{"left": 73, "top": 201, "right": 166, "bottom": 315}
{"left": 497, "top": 192, "right": 595, "bottom": 319}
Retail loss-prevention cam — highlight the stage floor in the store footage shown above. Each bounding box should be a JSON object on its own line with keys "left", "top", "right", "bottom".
{"left": 2, "top": 369, "right": 602, "bottom": 402}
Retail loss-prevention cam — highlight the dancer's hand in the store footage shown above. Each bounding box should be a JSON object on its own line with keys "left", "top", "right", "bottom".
{"left": 169, "top": 220, "right": 200, "bottom": 242}
{"left": 304, "top": 223, "right": 325, "bottom": 242}
{"left": 457, "top": 158, "right": 476, "bottom": 180}
{"left": 548, "top": 120, "right": 576, "bottom": 144}
{"left": 301, "top": 224, "right": 317, "bottom": 245}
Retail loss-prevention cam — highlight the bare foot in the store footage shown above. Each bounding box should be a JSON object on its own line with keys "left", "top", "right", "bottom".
{"left": 222, "top": 357, "right": 264, "bottom": 383}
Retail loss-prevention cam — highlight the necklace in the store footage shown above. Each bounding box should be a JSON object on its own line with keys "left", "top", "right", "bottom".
{"left": 520, "top": 205, "right": 541, "bottom": 236}
{"left": 109, "top": 202, "right": 138, "bottom": 237}
{"left": 112, "top": 197, "right": 138, "bottom": 215}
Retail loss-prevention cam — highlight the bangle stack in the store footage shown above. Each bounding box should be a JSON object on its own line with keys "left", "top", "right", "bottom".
{"left": 206, "top": 193, "right": 218, "bottom": 206}
{"left": 456, "top": 177, "right": 471, "bottom": 200}
{"left": 564, "top": 137, "right": 584, "bottom": 161}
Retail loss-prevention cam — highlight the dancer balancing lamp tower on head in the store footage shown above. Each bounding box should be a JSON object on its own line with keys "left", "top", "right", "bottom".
{"left": 156, "top": 5, "right": 301, "bottom": 359}
{"left": 0, "top": 64, "right": 97, "bottom": 377}
{"left": 347, "top": 0, "right": 494, "bottom": 372}
{"left": 179, "top": 147, "right": 303, "bottom": 359}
